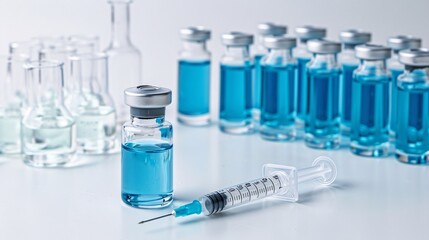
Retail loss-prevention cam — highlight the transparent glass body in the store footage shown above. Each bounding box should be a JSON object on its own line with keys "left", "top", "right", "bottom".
{"left": 260, "top": 48, "right": 297, "bottom": 141}
{"left": 104, "top": 0, "right": 142, "bottom": 124}
{"left": 305, "top": 53, "right": 341, "bottom": 149}
{"left": 395, "top": 67, "right": 429, "bottom": 164}
{"left": 350, "top": 59, "right": 390, "bottom": 157}
{"left": 219, "top": 45, "right": 254, "bottom": 134}
{"left": 387, "top": 51, "right": 404, "bottom": 138}
{"left": 177, "top": 40, "right": 211, "bottom": 126}
{"left": 66, "top": 54, "right": 117, "bottom": 154}
{"left": 121, "top": 115, "right": 173, "bottom": 208}
{"left": 252, "top": 35, "right": 269, "bottom": 112}
{"left": 0, "top": 56, "right": 28, "bottom": 154}
{"left": 9, "top": 40, "right": 42, "bottom": 60}
{"left": 22, "top": 61, "right": 76, "bottom": 167}
{"left": 67, "top": 35, "right": 100, "bottom": 54}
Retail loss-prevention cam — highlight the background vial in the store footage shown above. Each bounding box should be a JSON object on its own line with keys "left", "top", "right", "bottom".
{"left": 351, "top": 44, "right": 391, "bottom": 157}
{"left": 122, "top": 85, "right": 173, "bottom": 208}
{"left": 177, "top": 26, "right": 211, "bottom": 126}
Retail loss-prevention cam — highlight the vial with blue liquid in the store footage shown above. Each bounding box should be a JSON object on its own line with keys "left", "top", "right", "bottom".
{"left": 338, "top": 30, "right": 371, "bottom": 136}
{"left": 351, "top": 44, "right": 391, "bottom": 157}
{"left": 178, "top": 27, "right": 211, "bottom": 126}
{"left": 293, "top": 26, "right": 326, "bottom": 127}
{"left": 387, "top": 36, "right": 422, "bottom": 138}
{"left": 253, "top": 23, "right": 287, "bottom": 119}
{"left": 395, "top": 49, "right": 429, "bottom": 164}
{"left": 260, "top": 36, "right": 297, "bottom": 141}
{"left": 219, "top": 32, "right": 255, "bottom": 134}
{"left": 122, "top": 85, "right": 173, "bottom": 208}
{"left": 305, "top": 40, "right": 341, "bottom": 149}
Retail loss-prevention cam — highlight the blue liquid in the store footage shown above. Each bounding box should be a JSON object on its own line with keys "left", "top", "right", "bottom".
{"left": 253, "top": 54, "right": 264, "bottom": 109}
{"left": 340, "top": 64, "right": 359, "bottom": 131}
{"left": 220, "top": 64, "right": 254, "bottom": 133}
{"left": 389, "top": 68, "right": 404, "bottom": 135}
{"left": 296, "top": 57, "right": 311, "bottom": 121}
{"left": 260, "top": 64, "right": 296, "bottom": 140}
{"left": 351, "top": 75, "right": 390, "bottom": 157}
{"left": 121, "top": 139, "right": 173, "bottom": 208}
{"left": 178, "top": 60, "right": 210, "bottom": 116}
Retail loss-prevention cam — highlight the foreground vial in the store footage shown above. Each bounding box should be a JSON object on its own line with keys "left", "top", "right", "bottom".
{"left": 387, "top": 36, "right": 422, "bottom": 137}
{"left": 219, "top": 32, "right": 255, "bottom": 134}
{"left": 351, "top": 44, "right": 391, "bottom": 157}
{"left": 294, "top": 26, "right": 326, "bottom": 127}
{"left": 338, "top": 30, "right": 371, "bottom": 135}
{"left": 305, "top": 40, "right": 341, "bottom": 149}
{"left": 395, "top": 49, "right": 429, "bottom": 164}
{"left": 177, "top": 27, "right": 211, "bottom": 126}
{"left": 253, "top": 23, "right": 287, "bottom": 115}
{"left": 260, "top": 36, "right": 297, "bottom": 141}
{"left": 121, "top": 85, "right": 173, "bottom": 208}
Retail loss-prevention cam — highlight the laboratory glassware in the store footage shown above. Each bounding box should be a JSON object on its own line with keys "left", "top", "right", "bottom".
{"left": 22, "top": 60, "right": 76, "bottom": 167}
{"left": 260, "top": 36, "right": 297, "bottom": 141}
{"left": 68, "top": 35, "right": 100, "bottom": 53}
{"left": 305, "top": 39, "right": 341, "bottom": 149}
{"left": 122, "top": 85, "right": 173, "bottom": 208}
{"left": 9, "top": 40, "right": 43, "bottom": 60}
{"left": 338, "top": 30, "right": 371, "bottom": 135}
{"left": 395, "top": 48, "right": 429, "bottom": 164}
{"left": 67, "top": 53, "right": 117, "bottom": 154}
{"left": 351, "top": 44, "right": 391, "bottom": 157}
{"left": 177, "top": 26, "right": 211, "bottom": 126}
{"left": 104, "top": 0, "right": 142, "bottom": 124}
{"left": 139, "top": 156, "right": 337, "bottom": 224}
{"left": 219, "top": 32, "right": 254, "bottom": 134}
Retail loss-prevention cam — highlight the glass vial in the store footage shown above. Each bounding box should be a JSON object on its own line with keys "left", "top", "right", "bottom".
{"left": 387, "top": 36, "right": 422, "bottom": 138}
{"left": 305, "top": 40, "right": 341, "bottom": 149}
{"left": 122, "top": 85, "right": 173, "bottom": 208}
{"left": 177, "top": 27, "right": 211, "bottom": 126}
{"left": 260, "top": 36, "right": 297, "bottom": 141}
{"left": 351, "top": 44, "right": 391, "bottom": 157}
{"left": 66, "top": 53, "right": 117, "bottom": 154}
{"left": 395, "top": 49, "right": 429, "bottom": 164}
{"left": 294, "top": 26, "right": 326, "bottom": 127}
{"left": 219, "top": 32, "right": 254, "bottom": 134}
{"left": 22, "top": 60, "right": 76, "bottom": 167}
{"left": 253, "top": 23, "right": 287, "bottom": 117}
{"left": 0, "top": 55, "right": 28, "bottom": 154}
{"left": 104, "top": 0, "right": 142, "bottom": 124}
{"left": 338, "top": 30, "right": 371, "bottom": 135}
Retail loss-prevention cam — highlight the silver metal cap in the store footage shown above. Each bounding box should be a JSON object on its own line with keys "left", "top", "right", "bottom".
{"left": 387, "top": 35, "right": 422, "bottom": 51}
{"left": 257, "top": 23, "right": 287, "bottom": 36}
{"left": 180, "top": 26, "right": 211, "bottom": 41}
{"left": 295, "top": 26, "right": 326, "bottom": 40}
{"left": 399, "top": 48, "right": 429, "bottom": 66}
{"left": 307, "top": 39, "right": 341, "bottom": 54}
{"left": 355, "top": 44, "right": 391, "bottom": 60}
{"left": 124, "top": 85, "right": 172, "bottom": 109}
{"left": 339, "top": 29, "right": 371, "bottom": 44}
{"left": 221, "top": 32, "right": 254, "bottom": 46}
{"left": 263, "top": 36, "right": 296, "bottom": 49}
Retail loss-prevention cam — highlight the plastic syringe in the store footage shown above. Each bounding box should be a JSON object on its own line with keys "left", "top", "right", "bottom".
{"left": 139, "top": 156, "right": 337, "bottom": 224}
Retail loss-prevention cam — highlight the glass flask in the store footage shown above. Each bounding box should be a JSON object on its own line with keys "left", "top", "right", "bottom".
{"left": 294, "top": 26, "right": 326, "bottom": 127}
{"left": 67, "top": 35, "right": 100, "bottom": 53}
{"left": 177, "top": 26, "right": 211, "bottom": 126}
{"left": 122, "top": 85, "right": 173, "bottom": 208}
{"left": 253, "top": 23, "right": 287, "bottom": 115}
{"left": 387, "top": 36, "right": 422, "bottom": 138}
{"left": 260, "top": 36, "right": 297, "bottom": 141}
{"left": 104, "top": 0, "right": 142, "bottom": 124}
{"left": 0, "top": 55, "right": 28, "bottom": 154}
{"left": 22, "top": 60, "right": 76, "bottom": 167}
{"left": 66, "top": 53, "right": 117, "bottom": 154}
{"left": 305, "top": 39, "right": 341, "bottom": 149}
{"left": 338, "top": 29, "right": 371, "bottom": 135}
{"left": 351, "top": 44, "right": 391, "bottom": 157}
{"left": 395, "top": 48, "right": 429, "bottom": 164}
{"left": 219, "top": 32, "right": 255, "bottom": 134}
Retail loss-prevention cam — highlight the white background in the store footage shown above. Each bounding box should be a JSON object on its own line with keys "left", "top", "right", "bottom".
{"left": 0, "top": 1, "right": 429, "bottom": 239}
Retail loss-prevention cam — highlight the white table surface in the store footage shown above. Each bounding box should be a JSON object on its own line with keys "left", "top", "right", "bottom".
{"left": 1, "top": 120, "right": 428, "bottom": 240}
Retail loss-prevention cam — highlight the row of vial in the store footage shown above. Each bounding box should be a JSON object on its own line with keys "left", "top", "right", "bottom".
{"left": 177, "top": 24, "right": 429, "bottom": 165}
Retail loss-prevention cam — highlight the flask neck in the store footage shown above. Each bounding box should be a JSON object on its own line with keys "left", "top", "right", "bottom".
{"left": 182, "top": 41, "right": 207, "bottom": 52}
{"left": 131, "top": 115, "right": 165, "bottom": 126}
{"left": 109, "top": 2, "right": 132, "bottom": 46}
{"left": 361, "top": 59, "right": 387, "bottom": 71}
{"left": 225, "top": 45, "right": 251, "bottom": 58}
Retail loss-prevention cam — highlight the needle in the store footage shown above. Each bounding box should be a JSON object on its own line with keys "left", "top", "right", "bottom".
{"left": 138, "top": 213, "right": 174, "bottom": 224}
